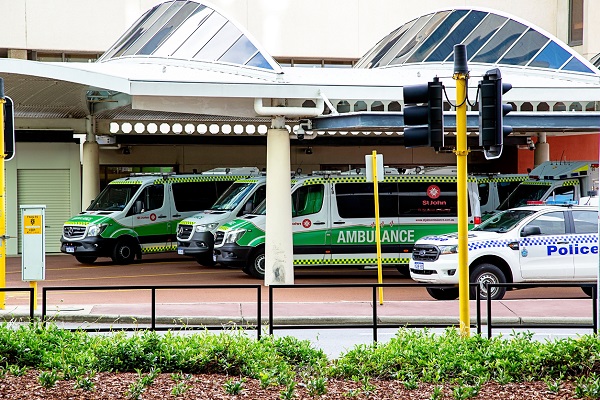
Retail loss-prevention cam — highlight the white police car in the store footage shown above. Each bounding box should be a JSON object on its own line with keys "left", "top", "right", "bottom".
{"left": 410, "top": 204, "right": 598, "bottom": 300}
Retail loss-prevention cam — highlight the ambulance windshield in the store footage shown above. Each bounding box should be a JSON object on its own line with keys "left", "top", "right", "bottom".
{"left": 88, "top": 184, "right": 141, "bottom": 211}
{"left": 473, "top": 209, "right": 536, "bottom": 233}
{"left": 497, "top": 183, "right": 551, "bottom": 211}
{"left": 211, "top": 182, "right": 256, "bottom": 211}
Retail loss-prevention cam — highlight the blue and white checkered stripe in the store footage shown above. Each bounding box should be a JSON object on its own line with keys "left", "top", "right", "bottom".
{"left": 521, "top": 234, "right": 598, "bottom": 246}
{"left": 468, "top": 234, "right": 598, "bottom": 251}
{"left": 468, "top": 239, "right": 514, "bottom": 251}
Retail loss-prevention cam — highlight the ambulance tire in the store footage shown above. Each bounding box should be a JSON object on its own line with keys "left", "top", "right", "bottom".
{"left": 248, "top": 248, "right": 266, "bottom": 279}
{"left": 75, "top": 256, "right": 97, "bottom": 265}
{"left": 195, "top": 253, "right": 215, "bottom": 267}
{"left": 426, "top": 287, "right": 459, "bottom": 300}
{"left": 470, "top": 263, "right": 506, "bottom": 300}
{"left": 111, "top": 239, "right": 137, "bottom": 265}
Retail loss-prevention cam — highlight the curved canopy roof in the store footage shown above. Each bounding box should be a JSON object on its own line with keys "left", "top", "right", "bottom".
{"left": 356, "top": 8, "right": 598, "bottom": 76}
{"left": 98, "top": 0, "right": 281, "bottom": 73}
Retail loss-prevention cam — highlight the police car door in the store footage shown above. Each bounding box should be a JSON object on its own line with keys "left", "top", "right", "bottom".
{"left": 129, "top": 183, "right": 171, "bottom": 253}
{"left": 291, "top": 182, "right": 330, "bottom": 264}
{"left": 572, "top": 209, "right": 599, "bottom": 279}
{"left": 519, "top": 210, "right": 573, "bottom": 279}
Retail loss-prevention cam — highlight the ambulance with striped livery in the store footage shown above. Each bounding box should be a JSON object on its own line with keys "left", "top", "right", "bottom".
{"left": 60, "top": 168, "right": 260, "bottom": 264}
{"left": 213, "top": 169, "right": 482, "bottom": 278}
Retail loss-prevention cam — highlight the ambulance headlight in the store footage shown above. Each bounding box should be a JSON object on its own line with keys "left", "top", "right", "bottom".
{"left": 87, "top": 224, "right": 107, "bottom": 237}
{"left": 224, "top": 229, "right": 246, "bottom": 244}
{"left": 437, "top": 245, "right": 458, "bottom": 255}
{"left": 195, "top": 223, "right": 219, "bottom": 232}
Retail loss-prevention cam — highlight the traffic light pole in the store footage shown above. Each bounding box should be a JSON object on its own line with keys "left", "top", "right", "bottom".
{"left": 453, "top": 45, "right": 470, "bottom": 337}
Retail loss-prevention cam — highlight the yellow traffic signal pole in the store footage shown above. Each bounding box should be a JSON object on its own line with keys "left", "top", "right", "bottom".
{"left": 0, "top": 78, "right": 6, "bottom": 309}
{"left": 453, "top": 45, "right": 470, "bottom": 337}
{"left": 372, "top": 150, "right": 384, "bottom": 305}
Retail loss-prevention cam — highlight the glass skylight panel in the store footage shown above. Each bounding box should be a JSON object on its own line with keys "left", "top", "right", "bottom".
{"left": 171, "top": 11, "right": 226, "bottom": 59}
{"left": 561, "top": 57, "right": 594, "bottom": 73}
{"left": 419, "top": 9, "right": 477, "bottom": 63}
{"left": 113, "top": 3, "right": 172, "bottom": 58}
{"left": 99, "top": 9, "right": 155, "bottom": 61}
{"left": 528, "top": 41, "right": 570, "bottom": 69}
{"left": 217, "top": 31, "right": 258, "bottom": 64}
{"left": 377, "top": 14, "right": 433, "bottom": 67}
{"left": 471, "top": 19, "right": 527, "bottom": 63}
{"left": 151, "top": 6, "right": 211, "bottom": 57}
{"left": 140, "top": 1, "right": 202, "bottom": 55}
{"left": 360, "top": 22, "right": 415, "bottom": 68}
{"left": 354, "top": 36, "right": 386, "bottom": 68}
{"left": 499, "top": 29, "right": 548, "bottom": 66}
{"left": 193, "top": 21, "right": 242, "bottom": 61}
{"left": 458, "top": 14, "right": 506, "bottom": 63}
{"left": 123, "top": 1, "right": 187, "bottom": 56}
{"left": 402, "top": 10, "right": 455, "bottom": 64}
{"left": 246, "top": 52, "right": 272, "bottom": 69}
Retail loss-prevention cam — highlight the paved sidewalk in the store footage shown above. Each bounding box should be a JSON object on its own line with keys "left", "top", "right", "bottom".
{"left": 0, "top": 298, "right": 594, "bottom": 327}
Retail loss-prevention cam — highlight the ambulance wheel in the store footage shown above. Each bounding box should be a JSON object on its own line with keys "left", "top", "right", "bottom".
{"left": 112, "top": 240, "right": 137, "bottom": 265}
{"left": 248, "top": 248, "right": 265, "bottom": 279}
{"left": 75, "top": 256, "right": 97, "bottom": 264}
{"left": 195, "top": 253, "right": 215, "bottom": 267}
{"left": 426, "top": 287, "right": 459, "bottom": 300}
{"left": 470, "top": 263, "right": 506, "bottom": 300}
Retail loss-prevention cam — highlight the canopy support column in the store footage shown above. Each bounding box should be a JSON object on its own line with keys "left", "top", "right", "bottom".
{"left": 534, "top": 132, "right": 550, "bottom": 167}
{"left": 81, "top": 116, "right": 100, "bottom": 210}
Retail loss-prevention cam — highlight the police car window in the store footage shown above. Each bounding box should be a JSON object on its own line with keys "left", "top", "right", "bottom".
{"left": 572, "top": 210, "right": 598, "bottom": 234}
{"left": 524, "top": 211, "right": 566, "bottom": 235}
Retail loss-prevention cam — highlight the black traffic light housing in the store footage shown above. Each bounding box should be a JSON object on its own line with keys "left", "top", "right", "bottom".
{"left": 403, "top": 77, "right": 444, "bottom": 150}
{"left": 478, "top": 68, "right": 512, "bottom": 160}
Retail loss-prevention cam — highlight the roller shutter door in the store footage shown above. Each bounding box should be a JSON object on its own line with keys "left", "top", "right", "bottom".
{"left": 17, "top": 169, "right": 71, "bottom": 253}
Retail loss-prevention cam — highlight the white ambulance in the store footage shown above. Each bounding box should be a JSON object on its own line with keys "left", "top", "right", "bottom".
{"left": 409, "top": 204, "right": 598, "bottom": 300}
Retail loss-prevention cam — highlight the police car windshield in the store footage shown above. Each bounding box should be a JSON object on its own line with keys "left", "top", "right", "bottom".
{"left": 211, "top": 182, "right": 256, "bottom": 211}
{"left": 497, "top": 183, "right": 551, "bottom": 210}
{"left": 472, "top": 209, "right": 537, "bottom": 233}
{"left": 88, "top": 184, "right": 140, "bottom": 212}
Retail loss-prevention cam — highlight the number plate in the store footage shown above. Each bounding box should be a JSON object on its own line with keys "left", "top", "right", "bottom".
{"left": 413, "top": 261, "right": 424, "bottom": 271}
{"left": 177, "top": 248, "right": 184, "bottom": 255}
{"left": 66, "top": 246, "right": 75, "bottom": 253}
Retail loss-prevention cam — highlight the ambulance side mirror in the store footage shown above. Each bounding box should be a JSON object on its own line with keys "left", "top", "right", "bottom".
{"left": 521, "top": 225, "right": 541, "bottom": 237}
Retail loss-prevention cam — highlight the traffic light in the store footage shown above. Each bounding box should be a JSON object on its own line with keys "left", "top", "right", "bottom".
{"left": 4, "top": 96, "right": 15, "bottom": 162}
{"left": 403, "top": 77, "right": 444, "bottom": 150}
{"left": 478, "top": 68, "right": 512, "bottom": 160}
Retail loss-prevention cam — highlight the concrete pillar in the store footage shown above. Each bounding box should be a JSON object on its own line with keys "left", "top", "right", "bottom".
{"left": 264, "top": 116, "right": 294, "bottom": 285}
{"left": 534, "top": 132, "right": 550, "bottom": 167}
{"left": 81, "top": 117, "right": 100, "bottom": 210}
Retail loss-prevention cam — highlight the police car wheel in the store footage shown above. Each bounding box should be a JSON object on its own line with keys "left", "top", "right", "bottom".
{"left": 470, "top": 263, "right": 506, "bottom": 300}
{"left": 75, "top": 256, "right": 97, "bottom": 265}
{"left": 112, "top": 240, "right": 137, "bottom": 265}
{"left": 426, "top": 287, "right": 459, "bottom": 300}
{"left": 248, "top": 249, "right": 265, "bottom": 279}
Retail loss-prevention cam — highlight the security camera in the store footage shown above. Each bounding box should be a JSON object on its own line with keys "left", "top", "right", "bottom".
{"left": 296, "top": 119, "right": 312, "bottom": 140}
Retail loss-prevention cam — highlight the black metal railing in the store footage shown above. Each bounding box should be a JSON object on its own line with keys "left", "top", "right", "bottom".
{"left": 485, "top": 282, "right": 597, "bottom": 338}
{"left": 268, "top": 283, "right": 482, "bottom": 341}
{"left": 41, "top": 285, "right": 263, "bottom": 339}
{"left": 0, "top": 288, "right": 35, "bottom": 320}
{"left": 0, "top": 282, "right": 596, "bottom": 342}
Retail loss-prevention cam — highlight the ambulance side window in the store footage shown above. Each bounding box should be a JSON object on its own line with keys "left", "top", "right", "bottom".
{"left": 524, "top": 211, "right": 566, "bottom": 235}
{"left": 549, "top": 186, "right": 575, "bottom": 203}
{"left": 293, "top": 184, "right": 324, "bottom": 217}
{"left": 131, "top": 184, "right": 164, "bottom": 214}
{"left": 572, "top": 210, "right": 598, "bottom": 234}
{"left": 478, "top": 182, "right": 490, "bottom": 205}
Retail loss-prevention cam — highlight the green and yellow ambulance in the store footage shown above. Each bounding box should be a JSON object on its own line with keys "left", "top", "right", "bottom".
{"left": 60, "top": 168, "right": 260, "bottom": 264}
{"left": 213, "top": 169, "right": 482, "bottom": 278}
